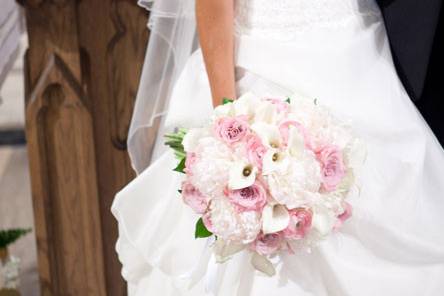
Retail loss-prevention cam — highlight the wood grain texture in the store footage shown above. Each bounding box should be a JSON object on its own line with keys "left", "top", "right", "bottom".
{"left": 22, "top": 0, "right": 149, "bottom": 294}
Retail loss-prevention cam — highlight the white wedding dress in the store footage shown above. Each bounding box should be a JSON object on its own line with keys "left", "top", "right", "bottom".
{"left": 112, "top": 0, "right": 444, "bottom": 295}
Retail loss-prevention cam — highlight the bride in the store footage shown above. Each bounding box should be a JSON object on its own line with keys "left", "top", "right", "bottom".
{"left": 112, "top": 0, "right": 444, "bottom": 295}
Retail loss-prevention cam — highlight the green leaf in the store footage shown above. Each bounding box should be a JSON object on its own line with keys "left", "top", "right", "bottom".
{"left": 222, "top": 97, "right": 234, "bottom": 105}
{"left": 174, "top": 151, "right": 186, "bottom": 160}
{"left": 164, "top": 128, "right": 188, "bottom": 160}
{"left": 173, "top": 157, "right": 186, "bottom": 174}
{"left": 195, "top": 218, "right": 213, "bottom": 239}
{"left": 285, "top": 97, "right": 291, "bottom": 104}
{"left": 0, "top": 228, "right": 32, "bottom": 249}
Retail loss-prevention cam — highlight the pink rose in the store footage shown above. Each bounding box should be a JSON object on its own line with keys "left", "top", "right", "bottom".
{"left": 181, "top": 181, "right": 208, "bottom": 214}
{"left": 266, "top": 98, "right": 290, "bottom": 113}
{"left": 279, "top": 120, "right": 312, "bottom": 148}
{"left": 185, "top": 152, "right": 197, "bottom": 175}
{"left": 246, "top": 135, "right": 267, "bottom": 169}
{"left": 283, "top": 208, "right": 312, "bottom": 239}
{"left": 202, "top": 212, "right": 214, "bottom": 232}
{"left": 227, "top": 182, "right": 267, "bottom": 212}
{"left": 250, "top": 232, "right": 283, "bottom": 255}
{"left": 316, "top": 145, "right": 346, "bottom": 192}
{"left": 334, "top": 202, "right": 352, "bottom": 230}
{"left": 214, "top": 116, "right": 248, "bottom": 144}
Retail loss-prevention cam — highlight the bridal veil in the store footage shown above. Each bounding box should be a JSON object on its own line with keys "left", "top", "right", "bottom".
{"left": 129, "top": 0, "right": 197, "bottom": 173}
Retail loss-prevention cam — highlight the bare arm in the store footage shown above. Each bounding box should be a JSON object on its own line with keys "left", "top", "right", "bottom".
{"left": 196, "top": 0, "right": 236, "bottom": 107}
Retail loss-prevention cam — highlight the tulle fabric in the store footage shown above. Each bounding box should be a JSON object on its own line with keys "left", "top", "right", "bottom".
{"left": 129, "top": 0, "right": 197, "bottom": 173}
{"left": 113, "top": 8, "right": 444, "bottom": 295}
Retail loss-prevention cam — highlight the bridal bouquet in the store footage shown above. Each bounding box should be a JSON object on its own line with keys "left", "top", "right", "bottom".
{"left": 165, "top": 93, "right": 366, "bottom": 276}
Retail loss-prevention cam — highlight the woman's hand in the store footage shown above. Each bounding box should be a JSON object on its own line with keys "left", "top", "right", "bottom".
{"left": 196, "top": 0, "right": 236, "bottom": 107}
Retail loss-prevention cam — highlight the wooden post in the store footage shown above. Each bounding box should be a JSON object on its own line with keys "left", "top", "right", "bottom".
{"left": 22, "top": 0, "right": 149, "bottom": 294}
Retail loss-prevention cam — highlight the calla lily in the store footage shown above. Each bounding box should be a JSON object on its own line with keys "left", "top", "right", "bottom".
{"left": 251, "top": 122, "right": 282, "bottom": 148}
{"left": 251, "top": 252, "right": 276, "bottom": 276}
{"left": 262, "top": 149, "right": 289, "bottom": 176}
{"left": 312, "top": 208, "right": 336, "bottom": 237}
{"left": 233, "top": 92, "right": 261, "bottom": 117}
{"left": 286, "top": 125, "right": 305, "bottom": 157}
{"left": 182, "top": 128, "right": 209, "bottom": 152}
{"left": 254, "top": 101, "right": 277, "bottom": 124}
{"left": 228, "top": 162, "right": 258, "bottom": 190}
{"left": 262, "top": 203, "right": 290, "bottom": 234}
{"left": 213, "top": 239, "right": 246, "bottom": 263}
{"left": 213, "top": 103, "right": 234, "bottom": 118}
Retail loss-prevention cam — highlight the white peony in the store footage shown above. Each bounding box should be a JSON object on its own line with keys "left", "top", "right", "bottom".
{"left": 264, "top": 151, "right": 322, "bottom": 209}
{"left": 288, "top": 96, "right": 354, "bottom": 150}
{"left": 182, "top": 127, "right": 211, "bottom": 153}
{"left": 210, "top": 197, "right": 261, "bottom": 244}
{"left": 189, "top": 137, "right": 233, "bottom": 198}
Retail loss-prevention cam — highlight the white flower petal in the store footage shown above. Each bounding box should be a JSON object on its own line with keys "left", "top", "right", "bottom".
{"left": 233, "top": 92, "right": 261, "bottom": 117}
{"left": 287, "top": 125, "right": 304, "bottom": 157}
{"left": 251, "top": 122, "right": 282, "bottom": 148}
{"left": 229, "top": 162, "right": 257, "bottom": 190}
{"left": 312, "top": 208, "right": 335, "bottom": 237}
{"left": 251, "top": 253, "right": 276, "bottom": 276}
{"left": 262, "top": 204, "right": 290, "bottom": 234}
{"left": 262, "top": 149, "right": 289, "bottom": 176}
{"left": 254, "top": 101, "right": 277, "bottom": 124}
{"left": 213, "top": 239, "right": 246, "bottom": 263}
{"left": 213, "top": 103, "right": 234, "bottom": 118}
{"left": 210, "top": 198, "right": 261, "bottom": 242}
{"left": 182, "top": 128, "right": 209, "bottom": 152}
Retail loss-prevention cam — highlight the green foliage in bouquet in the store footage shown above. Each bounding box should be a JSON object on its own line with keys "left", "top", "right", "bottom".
{"left": 165, "top": 128, "right": 188, "bottom": 173}
{"left": 222, "top": 97, "right": 234, "bottom": 105}
{"left": 0, "top": 228, "right": 31, "bottom": 249}
{"left": 195, "top": 218, "right": 213, "bottom": 239}
{"left": 165, "top": 128, "right": 187, "bottom": 160}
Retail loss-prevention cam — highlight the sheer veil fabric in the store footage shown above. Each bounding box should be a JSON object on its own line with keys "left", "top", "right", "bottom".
{"left": 130, "top": 0, "right": 197, "bottom": 173}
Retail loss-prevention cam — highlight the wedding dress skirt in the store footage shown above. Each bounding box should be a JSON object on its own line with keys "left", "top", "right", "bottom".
{"left": 112, "top": 2, "right": 444, "bottom": 295}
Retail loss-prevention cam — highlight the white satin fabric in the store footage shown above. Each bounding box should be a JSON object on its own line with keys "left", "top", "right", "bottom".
{"left": 113, "top": 1, "right": 444, "bottom": 295}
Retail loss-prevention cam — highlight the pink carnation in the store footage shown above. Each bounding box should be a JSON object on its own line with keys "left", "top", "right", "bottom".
{"left": 279, "top": 120, "right": 312, "bottom": 148}
{"left": 316, "top": 145, "right": 346, "bottom": 192}
{"left": 227, "top": 182, "right": 267, "bottom": 212}
{"left": 283, "top": 208, "right": 312, "bottom": 239}
{"left": 246, "top": 135, "right": 267, "bottom": 170}
{"left": 214, "top": 116, "right": 248, "bottom": 144}
{"left": 250, "top": 232, "right": 283, "bottom": 255}
{"left": 185, "top": 152, "right": 198, "bottom": 175}
{"left": 181, "top": 181, "right": 208, "bottom": 214}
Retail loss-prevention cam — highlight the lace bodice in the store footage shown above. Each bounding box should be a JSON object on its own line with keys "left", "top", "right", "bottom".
{"left": 234, "top": 0, "right": 381, "bottom": 41}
